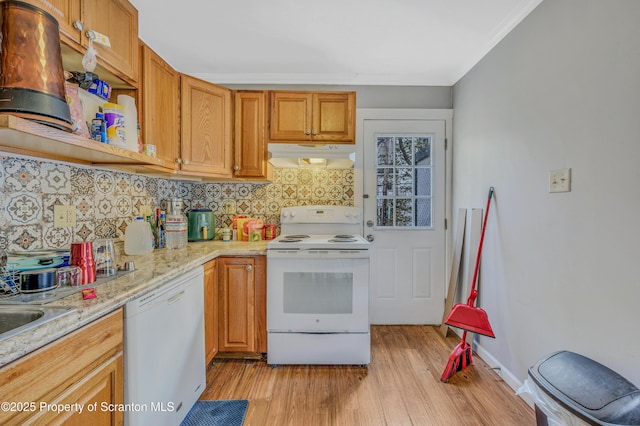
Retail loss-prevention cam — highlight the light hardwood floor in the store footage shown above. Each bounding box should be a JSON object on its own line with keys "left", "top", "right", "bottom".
{"left": 201, "top": 326, "right": 535, "bottom": 425}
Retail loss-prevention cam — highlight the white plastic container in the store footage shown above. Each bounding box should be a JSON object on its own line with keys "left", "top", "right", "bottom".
{"left": 124, "top": 217, "right": 153, "bottom": 255}
{"left": 117, "top": 94, "right": 139, "bottom": 153}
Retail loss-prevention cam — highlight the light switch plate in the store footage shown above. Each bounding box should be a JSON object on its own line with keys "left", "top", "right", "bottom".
{"left": 54, "top": 205, "right": 77, "bottom": 228}
{"left": 549, "top": 168, "right": 571, "bottom": 193}
{"left": 139, "top": 205, "right": 152, "bottom": 218}
{"left": 225, "top": 201, "right": 236, "bottom": 215}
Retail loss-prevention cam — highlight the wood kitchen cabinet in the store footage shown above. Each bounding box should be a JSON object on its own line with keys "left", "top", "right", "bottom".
{"left": 0, "top": 309, "right": 124, "bottom": 426}
{"left": 269, "top": 91, "right": 356, "bottom": 143}
{"left": 218, "top": 256, "right": 267, "bottom": 354}
{"left": 204, "top": 258, "right": 219, "bottom": 364}
{"left": 140, "top": 42, "right": 180, "bottom": 169}
{"left": 233, "top": 91, "right": 271, "bottom": 180}
{"left": 180, "top": 75, "right": 233, "bottom": 178}
{"left": 38, "top": 0, "right": 139, "bottom": 86}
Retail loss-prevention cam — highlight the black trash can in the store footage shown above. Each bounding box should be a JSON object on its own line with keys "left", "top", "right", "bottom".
{"left": 525, "top": 351, "right": 640, "bottom": 426}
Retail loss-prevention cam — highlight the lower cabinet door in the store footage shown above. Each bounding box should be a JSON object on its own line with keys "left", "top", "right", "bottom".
{"left": 204, "top": 259, "right": 219, "bottom": 364}
{"left": 219, "top": 257, "right": 256, "bottom": 352}
{"left": 28, "top": 352, "right": 124, "bottom": 426}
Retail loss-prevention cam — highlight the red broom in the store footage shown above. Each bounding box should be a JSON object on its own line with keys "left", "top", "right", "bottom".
{"left": 440, "top": 331, "right": 473, "bottom": 381}
{"left": 441, "top": 187, "right": 495, "bottom": 382}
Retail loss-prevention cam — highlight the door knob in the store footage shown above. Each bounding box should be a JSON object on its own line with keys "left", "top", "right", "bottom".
{"left": 366, "top": 234, "right": 374, "bottom": 242}
{"left": 366, "top": 220, "right": 374, "bottom": 227}
{"left": 246, "top": 265, "right": 253, "bottom": 272}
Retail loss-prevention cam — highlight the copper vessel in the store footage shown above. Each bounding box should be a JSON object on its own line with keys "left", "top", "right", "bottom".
{"left": 0, "top": 0, "right": 72, "bottom": 131}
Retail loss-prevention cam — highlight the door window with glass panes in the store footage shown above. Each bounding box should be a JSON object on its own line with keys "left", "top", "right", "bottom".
{"left": 376, "top": 134, "right": 432, "bottom": 228}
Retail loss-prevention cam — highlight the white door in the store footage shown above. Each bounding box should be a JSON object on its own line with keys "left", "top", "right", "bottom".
{"left": 363, "top": 119, "right": 446, "bottom": 324}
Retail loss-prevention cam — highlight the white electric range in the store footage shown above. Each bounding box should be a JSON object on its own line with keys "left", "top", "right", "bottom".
{"left": 266, "top": 205, "right": 371, "bottom": 366}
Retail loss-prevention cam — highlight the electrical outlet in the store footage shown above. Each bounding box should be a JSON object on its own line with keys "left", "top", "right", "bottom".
{"left": 225, "top": 201, "right": 236, "bottom": 215}
{"left": 549, "top": 168, "right": 571, "bottom": 193}
{"left": 53, "top": 205, "right": 77, "bottom": 228}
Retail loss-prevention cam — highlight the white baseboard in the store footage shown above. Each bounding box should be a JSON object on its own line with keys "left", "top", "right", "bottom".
{"left": 473, "top": 341, "right": 535, "bottom": 408}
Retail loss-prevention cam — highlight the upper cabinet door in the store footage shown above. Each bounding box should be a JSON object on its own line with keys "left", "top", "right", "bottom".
{"left": 269, "top": 91, "right": 313, "bottom": 141}
{"left": 312, "top": 92, "right": 355, "bottom": 143}
{"left": 234, "top": 91, "right": 268, "bottom": 179}
{"left": 140, "top": 43, "right": 179, "bottom": 169}
{"left": 81, "top": 0, "right": 139, "bottom": 84}
{"left": 269, "top": 91, "right": 356, "bottom": 144}
{"left": 180, "top": 75, "right": 233, "bottom": 178}
{"left": 38, "top": 0, "right": 82, "bottom": 44}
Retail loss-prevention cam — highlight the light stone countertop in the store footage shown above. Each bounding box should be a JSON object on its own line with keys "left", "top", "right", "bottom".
{"left": 0, "top": 240, "right": 268, "bottom": 367}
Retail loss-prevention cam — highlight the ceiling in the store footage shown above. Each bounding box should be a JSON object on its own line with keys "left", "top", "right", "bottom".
{"left": 129, "top": 0, "right": 543, "bottom": 87}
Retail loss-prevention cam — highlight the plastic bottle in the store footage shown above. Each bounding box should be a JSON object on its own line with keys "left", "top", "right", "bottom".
{"left": 91, "top": 112, "right": 107, "bottom": 143}
{"left": 99, "top": 109, "right": 107, "bottom": 142}
{"left": 155, "top": 209, "right": 166, "bottom": 249}
{"left": 145, "top": 215, "right": 155, "bottom": 249}
{"left": 165, "top": 214, "right": 188, "bottom": 249}
{"left": 124, "top": 217, "right": 154, "bottom": 255}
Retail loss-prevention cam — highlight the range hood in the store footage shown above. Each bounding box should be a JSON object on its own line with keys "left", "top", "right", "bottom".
{"left": 268, "top": 143, "right": 356, "bottom": 169}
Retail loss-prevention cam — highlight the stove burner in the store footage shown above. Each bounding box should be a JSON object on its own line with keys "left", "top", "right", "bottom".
{"left": 283, "top": 234, "right": 310, "bottom": 239}
{"left": 279, "top": 238, "right": 303, "bottom": 243}
{"left": 334, "top": 234, "right": 355, "bottom": 239}
{"left": 328, "top": 238, "right": 357, "bottom": 243}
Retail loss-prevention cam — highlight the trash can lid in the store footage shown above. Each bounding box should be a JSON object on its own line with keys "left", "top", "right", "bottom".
{"left": 529, "top": 351, "right": 640, "bottom": 425}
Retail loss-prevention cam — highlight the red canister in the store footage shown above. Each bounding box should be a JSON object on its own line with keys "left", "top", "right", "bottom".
{"left": 70, "top": 241, "right": 96, "bottom": 285}
{"left": 264, "top": 224, "right": 276, "bottom": 240}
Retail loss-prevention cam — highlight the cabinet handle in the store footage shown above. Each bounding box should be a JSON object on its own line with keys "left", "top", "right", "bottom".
{"left": 183, "top": 159, "right": 190, "bottom": 165}
{"left": 311, "top": 130, "right": 317, "bottom": 135}
{"left": 73, "top": 20, "right": 84, "bottom": 31}
{"left": 86, "top": 30, "right": 96, "bottom": 41}
{"left": 246, "top": 265, "right": 253, "bottom": 272}
{"left": 176, "top": 158, "right": 182, "bottom": 164}
{"left": 233, "top": 165, "right": 240, "bottom": 171}
{"left": 305, "top": 129, "right": 311, "bottom": 135}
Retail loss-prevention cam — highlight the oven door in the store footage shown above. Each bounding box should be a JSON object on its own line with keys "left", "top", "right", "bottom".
{"left": 267, "top": 249, "right": 370, "bottom": 333}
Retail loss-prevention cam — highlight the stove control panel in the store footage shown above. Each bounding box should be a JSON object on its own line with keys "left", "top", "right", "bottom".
{"left": 280, "top": 205, "right": 361, "bottom": 224}
{"left": 309, "top": 209, "right": 332, "bottom": 219}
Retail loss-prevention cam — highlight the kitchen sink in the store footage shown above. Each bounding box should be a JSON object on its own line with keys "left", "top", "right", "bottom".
{"left": 0, "top": 305, "right": 75, "bottom": 342}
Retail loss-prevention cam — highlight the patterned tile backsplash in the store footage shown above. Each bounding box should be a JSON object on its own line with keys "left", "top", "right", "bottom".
{"left": 0, "top": 155, "right": 354, "bottom": 251}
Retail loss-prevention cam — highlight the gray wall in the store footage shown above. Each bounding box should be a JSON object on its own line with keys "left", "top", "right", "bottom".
{"left": 224, "top": 84, "right": 453, "bottom": 109}
{"left": 453, "top": 0, "right": 640, "bottom": 387}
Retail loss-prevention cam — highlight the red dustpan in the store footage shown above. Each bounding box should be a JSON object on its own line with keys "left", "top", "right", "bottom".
{"left": 445, "top": 304, "right": 494, "bottom": 338}
{"left": 441, "top": 187, "right": 495, "bottom": 382}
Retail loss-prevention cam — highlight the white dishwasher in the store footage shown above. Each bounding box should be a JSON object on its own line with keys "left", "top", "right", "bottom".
{"left": 124, "top": 266, "right": 205, "bottom": 426}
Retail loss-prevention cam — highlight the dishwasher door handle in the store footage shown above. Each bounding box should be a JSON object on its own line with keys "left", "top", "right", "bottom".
{"left": 167, "top": 290, "right": 185, "bottom": 304}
